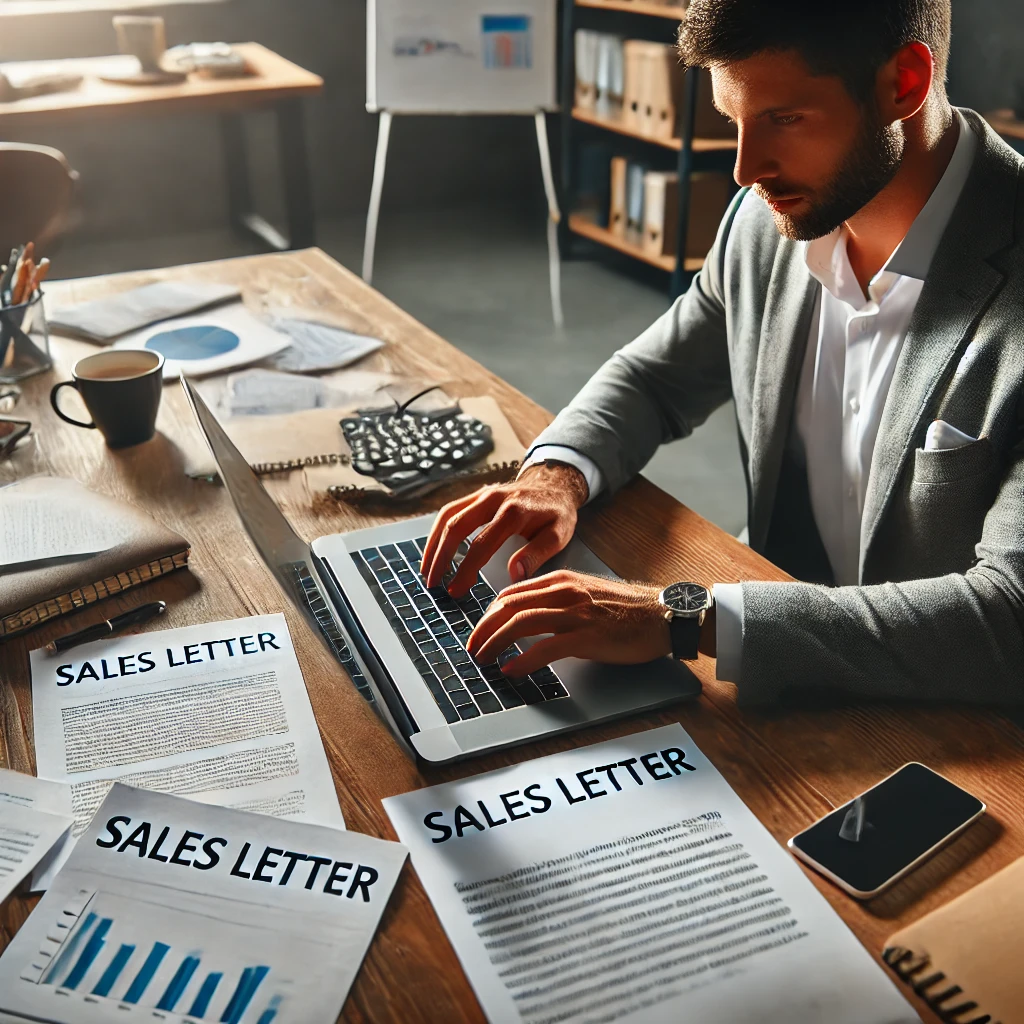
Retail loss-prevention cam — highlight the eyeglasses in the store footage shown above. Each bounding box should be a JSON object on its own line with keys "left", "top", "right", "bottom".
{"left": 0, "top": 416, "right": 31, "bottom": 456}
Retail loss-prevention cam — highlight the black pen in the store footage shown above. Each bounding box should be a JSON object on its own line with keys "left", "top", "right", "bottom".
{"left": 46, "top": 601, "right": 167, "bottom": 654}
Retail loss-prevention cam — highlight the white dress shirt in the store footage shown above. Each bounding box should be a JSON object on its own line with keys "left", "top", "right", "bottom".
{"left": 523, "top": 111, "right": 976, "bottom": 684}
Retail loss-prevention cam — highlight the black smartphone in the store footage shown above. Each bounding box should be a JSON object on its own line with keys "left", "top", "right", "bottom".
{"left": 787, "top": 762, "right": 985, "bottom": 899}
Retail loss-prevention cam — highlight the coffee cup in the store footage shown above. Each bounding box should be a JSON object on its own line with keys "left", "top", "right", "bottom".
{"left": 50, "top": 349, "right": 164, "bottom": 448}
{"left": 113, "top": 15, "right": 167, "bottom": 73}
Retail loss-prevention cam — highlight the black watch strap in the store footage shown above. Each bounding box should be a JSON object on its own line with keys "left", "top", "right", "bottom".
{"left": 668, "top": 615, "right": 701, "bottom": 660}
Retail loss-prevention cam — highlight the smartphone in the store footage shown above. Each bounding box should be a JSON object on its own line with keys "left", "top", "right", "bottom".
{"left": 787, "top": 762, "right": 985, "bottom": 899}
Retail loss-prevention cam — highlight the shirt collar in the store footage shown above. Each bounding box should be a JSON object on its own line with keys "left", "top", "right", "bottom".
{"left": 804, "top": 109, "right": 977, "bottom": 303}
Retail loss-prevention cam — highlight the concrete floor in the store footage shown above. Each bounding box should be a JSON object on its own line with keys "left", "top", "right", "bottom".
{"left": 56, "top": 204, "right": 747, "bottom": 534}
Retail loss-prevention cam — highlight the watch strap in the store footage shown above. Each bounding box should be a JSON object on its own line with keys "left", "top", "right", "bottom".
{"left": 668, "top": 614, "right": 701, "bottom": 660}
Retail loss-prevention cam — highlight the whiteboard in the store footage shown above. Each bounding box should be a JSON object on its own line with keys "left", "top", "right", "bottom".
{"left": 367, "top": 0, "right": 557, "bottom": 114}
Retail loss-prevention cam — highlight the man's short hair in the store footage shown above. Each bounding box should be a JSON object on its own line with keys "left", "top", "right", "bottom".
{"left": 677, "top": 0, "right": 951, "bottom": 104}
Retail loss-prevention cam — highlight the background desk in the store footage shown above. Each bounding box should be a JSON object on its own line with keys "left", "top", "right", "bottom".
{"left": 2, "top": 251, "right": 1023, "bottom": 1023}
{"left": 0, "top": 44, "right": 322, "bottom": 251}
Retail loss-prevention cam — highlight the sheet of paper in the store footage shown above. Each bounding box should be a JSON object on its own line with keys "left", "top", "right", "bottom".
{"left": 224, "top": 368, "right": 381, "bottom": 417}
{"left": 0, "top": 477, "right": 125, "bottom": 571}
{"left": 0, "top": 768, "right": 75, "bottom": 892}
{"left": 0, "top": 784, "right": 406, "bottom": 1023}
{"left": 113, "top": 303, "right": 291, "bottom": 380}
{"left": 385, "top": 724, "right": 919, "bottom": 1024}
{"left": 0, "top": 770, "right": 75, "bottom": 903}
{"left": 264, "top": 313, "right": 384, "bottom": 374}
{"left": 30, "top": 613, "right": 345, "bottom": 890}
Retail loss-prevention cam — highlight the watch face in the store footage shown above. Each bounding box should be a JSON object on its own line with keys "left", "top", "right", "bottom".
{"left": 661, "top": 582, "right": 710, "bottom": 616}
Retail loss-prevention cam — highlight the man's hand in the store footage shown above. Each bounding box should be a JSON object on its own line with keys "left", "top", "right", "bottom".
{"left": 466, "top": 570, "right": 672, "bottom": 677}
{"left": 420, "top": 463, "right": 589, "bottom": 598}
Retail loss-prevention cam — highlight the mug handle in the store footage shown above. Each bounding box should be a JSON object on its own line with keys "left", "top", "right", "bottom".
{"left": 50, "top": 380, "right": 96, "bottom": 429}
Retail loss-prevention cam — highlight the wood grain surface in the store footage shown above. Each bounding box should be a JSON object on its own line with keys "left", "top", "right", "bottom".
{"left": 0, "top": 43, "right": 322, "bottom": 129}
{"left": 2, "top": 249, "right": 1022, "bottom": 1024}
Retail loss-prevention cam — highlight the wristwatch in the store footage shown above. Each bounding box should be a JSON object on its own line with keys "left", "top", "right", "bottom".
{"left": 658, "top": 582, "right": 713, "bottom": 661}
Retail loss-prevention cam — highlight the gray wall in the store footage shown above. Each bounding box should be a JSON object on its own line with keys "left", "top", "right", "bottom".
{"left": 0, "top": 0, "right": 547, "bottom": 241}
{"left": 948, "top": 0, "right": 1023, "bottom": 112}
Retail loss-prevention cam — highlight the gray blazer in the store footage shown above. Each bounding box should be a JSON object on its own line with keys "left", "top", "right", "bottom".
{"left": 532, "top": 109, "right": 1024, "bottom": 706}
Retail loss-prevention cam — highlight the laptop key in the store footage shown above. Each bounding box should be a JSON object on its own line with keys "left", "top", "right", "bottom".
{"left": 398, "top": 540, "right": 420, "bottom": 562}
{"left": 476, "top": 693, "right": 502, "bottom": 714}
{"left": 457, "top": 663, "right": 480, "bottom": 680}
{"left": 493, "top": 687, "right": 524, "bottom": 708}
{"left": 466, "top": 677, "right": 489, "bottom": 695}
{"left": 440, "top": 675, "right": 463, "bottom": 692}
{"left": 515, "top": 680, "right": 544, "bottom": 704}
{"left": 457, "top": 703, "right": 481, "bottom": 720}
{"left": 448, "top": 687, "right": 473, "bottom": 707}
{"left": 538, "top": 683, "right": 568, "bottom": 700}
{"left": 379, "top": 543, "right": 400, "bottom": 562}
{"left": 438, "top": 699, "right": 460, "bottom": 725}
{"left": 531, "top": 666, "right": 560, "bottom": 685}
{"left": 414, "top": 536, "right": 428, "bottom": 554}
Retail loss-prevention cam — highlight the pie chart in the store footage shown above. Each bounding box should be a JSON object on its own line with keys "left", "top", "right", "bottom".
{"left": 145, "top": 325, "right": 240, "bottom": 360}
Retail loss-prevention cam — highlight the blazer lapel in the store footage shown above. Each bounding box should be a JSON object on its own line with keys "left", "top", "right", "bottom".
{"left": 859, "top": 112, "right": 1016, "bottom": 580}
{"left": 748, "top": 240, "right": 818, "bottom": 552}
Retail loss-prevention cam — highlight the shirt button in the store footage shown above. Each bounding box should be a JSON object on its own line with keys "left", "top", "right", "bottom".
{"left": 848, "top": 396, "right": 860, "bottom": 414}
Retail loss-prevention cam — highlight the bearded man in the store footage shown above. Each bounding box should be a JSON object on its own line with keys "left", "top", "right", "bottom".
{"left": 421, "top": 0, "right": 1024, "bottom": 705}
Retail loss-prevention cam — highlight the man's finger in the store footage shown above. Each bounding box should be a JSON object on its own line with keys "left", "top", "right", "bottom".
{"left": 506, "top": 524, "right": 569, "bottom": 583}
{"left": 446, "top": 505, "right": 527, "bottom": 597}
{"left": 470, "top": 608, "right": 576, "bottom": 664}
{"left": 424, "top": 491, "right": 504, "bottom": 587}
{"left": 500, "top": 635, "right": 579, "bottom": 679}
{"left": 467, "top": 583, "right": 580, "bottom": 656}
{"left": 420, "top": 491, "right": 485, "bottom": 577}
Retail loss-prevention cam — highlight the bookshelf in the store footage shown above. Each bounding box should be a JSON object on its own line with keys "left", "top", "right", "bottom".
{"left": 560, "top": 0, "right": 738, "bottom": 297}
{"left": 574, "top": 0, "right": 686, "bottom": 19}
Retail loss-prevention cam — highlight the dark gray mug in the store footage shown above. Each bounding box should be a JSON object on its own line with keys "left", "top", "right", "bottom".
{"left": 50, "top": 349, "right": 164, "bottom": 448}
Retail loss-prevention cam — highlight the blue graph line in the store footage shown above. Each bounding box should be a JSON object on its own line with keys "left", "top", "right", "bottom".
{"left": 92, "top": 943, "right": 136, "bottom": 997}
{"left": 256, "top": 994, "right": 283, "bottom": 1024}
{"left": 46, "top": 910, "right": 97, "bottom": 986}
{"left": 63, "top": 917, "right": 113, "bottom": 990}
{"left": 123, "top": 941, "right": 170, "bottom": 1003}
{"left": 222, "top": 965, "right": 269, "bottom": 1024}
{"left": 157, "top": 955, "right": 201, "bottom": 1011}
{"left": 190, "top": 971, "right": 224, "bottom": 1017}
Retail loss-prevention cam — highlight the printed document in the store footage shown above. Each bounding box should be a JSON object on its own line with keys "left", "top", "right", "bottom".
{"left": 385, "top": 724, "right": 918, "bottom": 1024}
{"left": 31, "top": 613, "right": 344, "bottom": 887}
{"left": 0, "top": 770, "right": 74, "bottom": 903}
{"left": 0, "top": 784, "right": 407, "bottom": 1023}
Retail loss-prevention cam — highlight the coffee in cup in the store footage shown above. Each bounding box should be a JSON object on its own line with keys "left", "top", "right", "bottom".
{"left": 50, "top": 349, "right": 164, "bottom": 448}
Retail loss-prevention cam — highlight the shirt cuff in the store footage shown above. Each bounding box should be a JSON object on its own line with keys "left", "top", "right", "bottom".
{"left": 520, "top": 445, "right": 604, "bottom": 506}
{"left": 713, "top": 583, "right": 743, "bottom": 684}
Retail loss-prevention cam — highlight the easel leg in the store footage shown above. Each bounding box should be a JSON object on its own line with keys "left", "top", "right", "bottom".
{"left": 532, "top": 111, "right": 565, "bottom": 327}
{"left": 363, "top": 110, "right": 393, "bottom": 285}
{"left": 534, "top": 111, "right": 564, "bottom": 328}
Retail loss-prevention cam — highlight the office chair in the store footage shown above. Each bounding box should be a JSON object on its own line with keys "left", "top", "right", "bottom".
{"left": 0, "top": 143, "right": 79, "bottom": 257}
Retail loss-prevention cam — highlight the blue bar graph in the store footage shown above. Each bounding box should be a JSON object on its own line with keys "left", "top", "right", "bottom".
{"left": 123, "top": 941, "right": 170, "bottom": 1003}
{"left": 221, "top": 965, "right": 269, "bottom": 1024}
{"left": 92, "top": 943, "right": 136, "bottom": 997}
{"left": 63, "top": 917, "right": 113, "bottom": 990}
{"left": 256, "top": 995, "right": 283, "bottom": 1024}
{"left": 47, "top": 911, "right": 97, "bottom": 986}
{"left": 157, "top": 955, "right": 200, "bottom": 1011}
{"left": 189, "top": 972, "right": 223, "bottom": 1018}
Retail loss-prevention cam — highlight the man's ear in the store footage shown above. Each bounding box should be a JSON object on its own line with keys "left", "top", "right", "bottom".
{"left": 879, "top": 41, "right": 934, "bottom": 122}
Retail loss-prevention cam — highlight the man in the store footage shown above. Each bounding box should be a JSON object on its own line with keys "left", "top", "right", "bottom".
{"left": 421, "top": 0, "right": 1024, "bottom": 705}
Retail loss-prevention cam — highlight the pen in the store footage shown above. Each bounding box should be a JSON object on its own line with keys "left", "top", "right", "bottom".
{"left": 46, "top": 601, "right": 167, "bottom": 654}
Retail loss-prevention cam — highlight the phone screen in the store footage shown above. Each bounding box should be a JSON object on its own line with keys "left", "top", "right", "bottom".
{"left": 789, "top": 763, "right": 984, "bottom": 896}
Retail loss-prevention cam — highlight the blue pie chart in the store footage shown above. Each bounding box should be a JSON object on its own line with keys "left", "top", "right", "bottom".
{"left": 145, "top": 325, "right": 239, "bottom": 360}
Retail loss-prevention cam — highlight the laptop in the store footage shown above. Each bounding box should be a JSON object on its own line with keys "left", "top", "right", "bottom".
{"left": 182, "top": 378, "right": 701, "bottom": 763}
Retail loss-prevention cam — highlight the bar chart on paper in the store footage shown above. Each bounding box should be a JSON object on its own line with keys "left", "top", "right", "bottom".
{"left": 22, "top": 889, "right": 304, "bottom": 1022}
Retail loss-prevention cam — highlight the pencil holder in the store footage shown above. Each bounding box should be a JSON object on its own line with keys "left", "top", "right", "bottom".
{"left": 0, "top": 289, "right": 52, "bottom": 383}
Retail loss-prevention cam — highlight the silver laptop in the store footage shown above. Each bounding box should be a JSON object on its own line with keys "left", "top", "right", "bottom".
{"left": 183, "top": 378, "right": 701, "bottom": 763}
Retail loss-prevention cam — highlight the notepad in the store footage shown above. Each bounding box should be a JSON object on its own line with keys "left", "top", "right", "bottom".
{"left": 884, "top": 856, "right": 1024, "bottom": 1023}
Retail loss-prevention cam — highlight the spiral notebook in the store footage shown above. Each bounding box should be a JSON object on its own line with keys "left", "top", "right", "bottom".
{"left": 883, "top": 856, "right": 1024, "bottom": 1024}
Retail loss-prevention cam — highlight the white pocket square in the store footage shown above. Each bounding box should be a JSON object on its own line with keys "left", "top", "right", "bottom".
{"left": 925, "top": 420, "right": 978, "bottom": 451}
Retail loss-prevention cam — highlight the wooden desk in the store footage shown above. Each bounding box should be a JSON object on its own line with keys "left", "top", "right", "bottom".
{"left": 0, "top": 43, "right": 323, "bottom": 251}
{"left": 3, "top": 250, "right": 1023, "bottom": 1023}
{"left": 986, "top": 109, "right": 1024, "bottom": 141}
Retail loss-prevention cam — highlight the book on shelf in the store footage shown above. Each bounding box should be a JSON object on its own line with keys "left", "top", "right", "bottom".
{"left": 609, "top": 155, "right": 628, "bottom": 236}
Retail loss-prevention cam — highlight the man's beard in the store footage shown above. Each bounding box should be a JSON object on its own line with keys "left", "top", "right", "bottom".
{"left": 756, "top": 112, "right": 905, "bottom": 241}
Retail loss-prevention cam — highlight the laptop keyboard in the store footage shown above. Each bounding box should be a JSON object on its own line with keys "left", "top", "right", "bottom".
{"left": 352, "top": 537, "right": 568, "bottom": 724}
